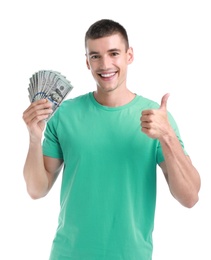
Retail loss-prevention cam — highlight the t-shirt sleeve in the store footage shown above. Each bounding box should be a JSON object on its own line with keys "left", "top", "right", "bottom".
{"left": 42, "top": 111, "right": 63, "bottom": 159}
{"left": 156, "top": 111, "right": 188, "bottom": 164}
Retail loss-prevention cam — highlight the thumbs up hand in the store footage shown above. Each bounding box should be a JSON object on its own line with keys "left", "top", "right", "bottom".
{"left": 140, "top": 93, "right": 172, "bottom": 139}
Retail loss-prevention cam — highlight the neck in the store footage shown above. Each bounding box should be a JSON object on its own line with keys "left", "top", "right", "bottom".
{"left": 93, "top": 88, "right": 136, "bottom": 107}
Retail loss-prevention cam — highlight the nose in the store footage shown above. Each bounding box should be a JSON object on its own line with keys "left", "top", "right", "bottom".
{"left": 100, "top": 55, "right": 111, "bottom": 70}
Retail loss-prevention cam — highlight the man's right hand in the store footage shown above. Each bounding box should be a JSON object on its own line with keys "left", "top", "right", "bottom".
{"left": 22, "top": 99, "right": 53, "bottom": 142}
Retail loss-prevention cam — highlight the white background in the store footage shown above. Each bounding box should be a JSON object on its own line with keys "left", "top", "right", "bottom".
{"left": 0, "top": 0, "right": 210, "bottom": 259}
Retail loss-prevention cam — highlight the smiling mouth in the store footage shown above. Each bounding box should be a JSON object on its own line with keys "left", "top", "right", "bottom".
{"left": 99, "top": 72, "right": 116, "bottom": 78}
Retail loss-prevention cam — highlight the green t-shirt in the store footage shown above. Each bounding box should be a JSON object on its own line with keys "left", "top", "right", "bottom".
{"left": 42, "top": 92, "right": 185, "bottom": 260}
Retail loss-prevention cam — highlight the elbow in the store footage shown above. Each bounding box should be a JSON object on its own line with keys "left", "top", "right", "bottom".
{"left": 24, "top": 175, "right": 49, "bottom": 200}
{"left": 182, "top": 193, "right": 199, "bottom": 208}
{"left": 28, "top": 192, "right": 44, "bottom": 200}
{"left": 172, "top": 187, "right": 200, "bottom": 208}
{"left": 184, "top": 182, "right": 201, "bottom": 208}
{"left": 26, "top": 186, "right": 47, "bottom": 200}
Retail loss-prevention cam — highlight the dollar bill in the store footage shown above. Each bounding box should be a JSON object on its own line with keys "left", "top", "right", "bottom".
{"left": 28, "top": 70, "right": 74, "bottom": 120}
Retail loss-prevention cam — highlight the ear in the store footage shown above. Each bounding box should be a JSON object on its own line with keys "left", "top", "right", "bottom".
{"left": 86, "top": 56, "right": 90, "bottom": 70}
{"left": 127, "top": 47, "right": 134, "bottom": 64}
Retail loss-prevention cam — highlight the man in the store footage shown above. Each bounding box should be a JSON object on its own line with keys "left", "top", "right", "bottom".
{"left": 23, "top": 19, "right": 201, "bottom": 260}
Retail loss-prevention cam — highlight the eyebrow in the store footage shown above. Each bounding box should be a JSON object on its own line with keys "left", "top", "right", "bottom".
{"left": 88, "top": 48, "right": 121, "bottom": 56}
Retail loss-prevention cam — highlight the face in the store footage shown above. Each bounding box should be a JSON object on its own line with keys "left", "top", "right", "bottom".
{"left": 86, "top": 34, "right": 133, "bottom": 93}
{"left": 51, "top": 92, "right": 62, "bottom": 103}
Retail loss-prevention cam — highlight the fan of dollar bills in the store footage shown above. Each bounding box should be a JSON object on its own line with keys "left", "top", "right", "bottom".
{"left": 28, "top": 70, "right": 74, "bottom": 120}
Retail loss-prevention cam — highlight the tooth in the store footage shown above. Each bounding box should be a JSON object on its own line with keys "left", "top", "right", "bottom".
{"left": 101, "top": 73, "right": 115, "bottom": 77}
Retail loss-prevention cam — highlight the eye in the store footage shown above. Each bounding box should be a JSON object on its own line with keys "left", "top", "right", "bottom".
{"left": 90, "top": 55, "right": 100, "bottom": 60}
{"left": 111, "top": 52, "right": 119, "bottom": 56}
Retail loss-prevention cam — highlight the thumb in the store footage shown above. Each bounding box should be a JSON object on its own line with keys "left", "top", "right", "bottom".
{"left": 159, "top": 93, "right": 170, "bottom": 110}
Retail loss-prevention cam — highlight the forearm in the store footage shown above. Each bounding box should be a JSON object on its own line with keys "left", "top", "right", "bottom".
{"left": 23, "top": 141, "right": 49, "bottom": 199}
{"left": 160, "top": 131, "right": 201, "bottom": 208}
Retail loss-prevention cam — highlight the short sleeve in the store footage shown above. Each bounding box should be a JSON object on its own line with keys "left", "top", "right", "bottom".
{"left": 42, "top": 111, "right": 63, "bottom": 159}
{"left": 156, "top": 111, "right": 187, "bottom": 164}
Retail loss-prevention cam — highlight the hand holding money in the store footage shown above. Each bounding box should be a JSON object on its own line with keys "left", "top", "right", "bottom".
{"left": 28, "top": 70, "right": 74, "bottom": 121}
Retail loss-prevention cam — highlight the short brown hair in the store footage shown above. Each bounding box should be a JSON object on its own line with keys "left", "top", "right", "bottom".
{"left": 85, "top": 19, "right": 129, "bottom": 50}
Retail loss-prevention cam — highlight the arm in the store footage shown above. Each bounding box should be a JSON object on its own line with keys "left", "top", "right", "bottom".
{"left": 158, "top": 132, "right": 200, "bottom": 208}
{"left": 141, "top": 94, "right": 201, "bottom": 208}
{"left": 23, "top": 99, "right": 63, "bottom": 199}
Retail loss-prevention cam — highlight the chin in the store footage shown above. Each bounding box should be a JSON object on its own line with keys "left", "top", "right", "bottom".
{"left": 99, "top": 84, "right": 119, "bottom": 93}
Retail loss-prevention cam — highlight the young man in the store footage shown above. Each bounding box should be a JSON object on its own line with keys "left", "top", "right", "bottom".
{"left": 23, "top": 19, "right": 201, "bottom": 260}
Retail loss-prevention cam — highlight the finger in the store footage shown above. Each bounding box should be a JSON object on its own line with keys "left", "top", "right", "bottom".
{"left": 141, "top": 114, "right": 153, "bottom": 123}
{"left": 141, "top": 109, "right": 154, "bottom": 116}
{"left": 23, "top": 108, "right": 51, "bottom": 125}
{"left": 160, "top": 93, "right": 170, "bottom": 110}
{"left": 141, "top": 121, "right": 151, "bottom": 129}
{"left": 23, "top": 100, "right": 52, "bottom": 123}
{"left": 24, "top": 99, "right": 50, "bottom": 113}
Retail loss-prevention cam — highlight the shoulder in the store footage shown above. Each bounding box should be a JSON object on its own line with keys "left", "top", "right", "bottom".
{"left": 61, "top": 92, "right": 91, "bottom": 107}
{"left": 47, "top": 92, "right": 91, "bottom": 123}
{"left": 135, "top": 95, "right": 160, "bottom": 110}
{"left": 56, "top": 92, "right": 93, "bottom": 113}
